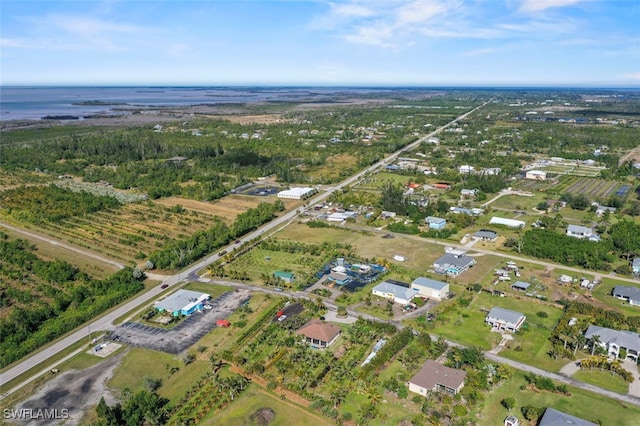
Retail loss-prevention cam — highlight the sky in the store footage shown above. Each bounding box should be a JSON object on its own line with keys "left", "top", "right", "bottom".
{"left": 1, "top": 0, "right": 639, "bottom": 87}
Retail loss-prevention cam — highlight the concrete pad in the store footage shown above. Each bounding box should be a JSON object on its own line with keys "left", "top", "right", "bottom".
{"left": 87, "top": 342, "right": 122, "bottom": 358}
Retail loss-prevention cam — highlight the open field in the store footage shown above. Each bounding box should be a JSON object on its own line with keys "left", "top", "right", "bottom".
{"left": 356, "top": 171, "right": 415, "bottom": 189}
{"left": 433, "top": 291, "right": 565, "bottom": 371}
{"left": 573, "top": 369, "right": 629, "bottom": 394}
{"left": 591, "top": 278, "right": 640, "bottom": 316}
{"left": 306, "top": 153, "right": 359, "bottom": 182}
{"left": 153, "top": 194, "right": 270, "bottom": 223}
{"left": 207, "top": 386, "right": 332, "bottom": 426}
{"left": 474, "top": 370, "right": 640, "bottom": 426}
{"left": 276, "top": 223, "right": 457, "bottom": 279}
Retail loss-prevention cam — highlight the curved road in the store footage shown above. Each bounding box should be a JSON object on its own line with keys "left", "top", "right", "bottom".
{"left": 0, "top": 100, "right": 491, "bottom": 391}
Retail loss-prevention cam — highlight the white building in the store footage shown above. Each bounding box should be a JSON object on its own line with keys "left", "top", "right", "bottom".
{"left": 525, "top": 170, "right": 547, "bottom": 180}
{"left": 277, "top": 187, "right": 317, "bottom": 200}
{"left": 566, "top": 225, "right": 600, "bottom": 241}
{"left": 458, "top": 165, "right": 475, "bottom": 174}
{"left": 372, "top": 281, "right": 418, "bottom": 305}
{"left": 411, "top": 277, "right": 450, "bottom": 299}
{"left": 489, "top": 217, "right": 525, "bottom": 229}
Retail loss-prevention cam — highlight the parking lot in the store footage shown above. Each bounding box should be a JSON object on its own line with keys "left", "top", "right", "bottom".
{"left": 111, "top": 289, "right": 251, "bottom": 354}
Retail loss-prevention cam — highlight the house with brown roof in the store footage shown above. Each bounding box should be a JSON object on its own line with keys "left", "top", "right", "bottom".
{"left": 295, "top": 319, "right": 341, "bottom": 349}
{"left": 408, "top": 360, "right": 466, "bottom": 396}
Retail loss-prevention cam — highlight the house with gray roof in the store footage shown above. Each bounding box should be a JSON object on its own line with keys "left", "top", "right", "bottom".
{"left": 372, "top": 281, "right": 419, "bottom": 305}
{"left": 433, "top": 252, "right": 476, "bottom": 277}
{"left": 538, "top": 407, "right": 597, "bottom": 426}
{"left": 411, "top": 277, "right": 450, "bottom": 300}
{"left": 566, "top": 224, "right": 600, "bottom": 241}
{"left": 485, "top": 307, "right": 526, "bottom": 332}
{"left": 585, "top": 324, "right": 640, "bottom": 362}
{"left": 473, "top": 230, "right": 498, "bottom": 242}
{"left": 511, "top": 281, "right": 531, "bottom": 292}
{"left": 612, "top": 286, "right": 640, "bottom": 306}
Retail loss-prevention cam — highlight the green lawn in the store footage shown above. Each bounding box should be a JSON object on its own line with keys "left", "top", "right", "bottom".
{"left": 433, "top": 291, "right": 565, "bottom": 370}
{"left": 229, "top": 246, "right": 324, "bottom": 284}
{"left": 183, "top": 282, "right": 234, "bottom": 298}
{"left": 573, "top": 369, "right": 629, "bottom": 394}
{"left": 591, "top": 278, "right": 640, "bottom": 316}
{"left": 207, "top": 385, "right": 332, "bottom": 426}
{"left": 108, "top": 348, "right": 180, "bottom": 392}
{"left": 474, "top": 370, "right": 640, "bottom": 426}
{"left": 435, "top": 307, "right": 502, "bottom": 350}
{"left": 107, "top": 347, "right": 212, "bottom": 406}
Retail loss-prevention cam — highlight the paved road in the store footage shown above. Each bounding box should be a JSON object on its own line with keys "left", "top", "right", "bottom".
{"left": 0, "top": 100, "right": 491, "bottom": 392}
{"left": 338, "top": 222, "right": 640, "bottom": 286}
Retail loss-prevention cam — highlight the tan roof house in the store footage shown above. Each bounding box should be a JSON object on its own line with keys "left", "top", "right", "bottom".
{"left": 295, "top": 319, "right": 341, "bottom": 349}
{"left": 408, "top": 360, "right": 466, "bottom": 396}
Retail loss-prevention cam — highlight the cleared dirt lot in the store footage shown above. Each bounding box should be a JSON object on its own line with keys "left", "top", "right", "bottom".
{"left": 154, "top": 195, "right": 271, "bottom": 223}
{"left": 112, "top": 289, "right": 251, "bottom": 354}
{"left": 9, "top": 352, "right": 124, "bottom": 426}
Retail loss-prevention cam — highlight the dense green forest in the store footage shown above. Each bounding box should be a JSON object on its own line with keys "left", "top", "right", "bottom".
{"left": 0, "top": 184, "right": 121, "bottom": 223}
{"left": 0, "top": 105, "right": 460, "bottom": 201}
{"left": 0, "top": 232, "right": 145, "bottom": 367}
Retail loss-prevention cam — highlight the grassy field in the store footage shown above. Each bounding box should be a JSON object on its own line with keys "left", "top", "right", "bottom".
{"left": 208, "top": 385, "right": 332, "bottom": 426}
{"left": 107, "top": 347, "right": 212, "bottom": 406}
{"left": 224, "top": 246, "right": 327, "bottom": 285}
{"left": 153, "top": 195, "right": 266, "bottom": 222}
{"left": 357, "top": 171, "right": 414, "bottom": 189}
{"left": 433, "top": 291, "right": 565, "bottom": 370}
{"left": 489, "top": 193, "right": 545, "bottom": 211}
{"left": 183, "top": 282, "right": 234, "bottom": 298}
{"left": 474, "top": 370, "right": 640, "bottom": 426}
{"left": 591, "top": 278, "right": 640, "bottom": 316}
{"left": 275, "top": 223, "right": 458, "bottom": 280}
{"left": 573, "top": 369, "right": 630, "bottom": 394}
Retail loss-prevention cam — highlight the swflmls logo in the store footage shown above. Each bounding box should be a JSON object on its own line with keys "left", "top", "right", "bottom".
{"left": 3, "top": 408, "right": 69, "bottom": 420}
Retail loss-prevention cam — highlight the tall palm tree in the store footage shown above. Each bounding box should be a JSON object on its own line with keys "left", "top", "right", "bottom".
{"left": 590, "top": 334, "right": 602, "bottom": 356}
{"left": 574, "top": 334, "right": 587, "bottom": 357}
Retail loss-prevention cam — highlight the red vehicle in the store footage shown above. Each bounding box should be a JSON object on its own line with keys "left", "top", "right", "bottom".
{"left": 276, "top": 310, "right": 285, "bottom": 317}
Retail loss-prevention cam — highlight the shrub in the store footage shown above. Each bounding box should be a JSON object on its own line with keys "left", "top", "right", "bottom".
{"left": 536, "top": 311, "right": 549, "bottom": 318}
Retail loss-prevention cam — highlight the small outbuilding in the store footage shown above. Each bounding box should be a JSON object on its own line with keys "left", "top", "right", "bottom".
{"left": 216, "top": 319, "right": 230, "bottom": 328}
{"left": 273, "top": 271, "right": 295, "bottom": 283}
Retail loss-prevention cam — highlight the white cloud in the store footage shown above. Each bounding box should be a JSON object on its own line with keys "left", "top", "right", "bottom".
{"left": 395, "top": 0, "right": 454, "bottom": 25}
{"left": 520, "top": 0, "right": 589, "bottom": 13}
{"left": 330, "top": 3, "right": 375, "bottom": 18}
{"left": 622, "top": 72, "right": 640, "bottom": 80}
{"left": 462, "top": 47, "right": 499, "bottom": 56}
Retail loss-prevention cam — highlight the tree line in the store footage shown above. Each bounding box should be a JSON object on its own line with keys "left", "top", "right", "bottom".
{"left": 149, "top": 200, "right": 284, "bottom": 270}
{"left": 0, "top": 234, "right": 144, "bottom": 367}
